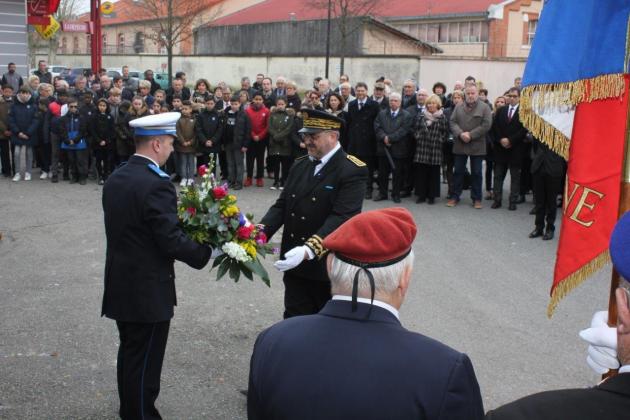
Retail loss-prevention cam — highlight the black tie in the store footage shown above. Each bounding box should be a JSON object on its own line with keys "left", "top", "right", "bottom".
{"left": 358, "top": 102, "right": 363, "bottom": 110}
{"left": 308, "top": 159, "right": 322, "bottom": 182}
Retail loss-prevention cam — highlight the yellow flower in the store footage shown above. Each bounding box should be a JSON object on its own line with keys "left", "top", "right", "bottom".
{"left": 241, "top": 240, "right": 257, "bottom": 258}
{"left": 221, "top": 205, "right": 239, "bottom": 217}
{"left": 228, "top": 195, "right": 237, "bottom": 201}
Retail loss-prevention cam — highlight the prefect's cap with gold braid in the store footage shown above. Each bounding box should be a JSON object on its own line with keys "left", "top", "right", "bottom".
{"left": 299, "top": 108, "right": 343, "bottom": 134}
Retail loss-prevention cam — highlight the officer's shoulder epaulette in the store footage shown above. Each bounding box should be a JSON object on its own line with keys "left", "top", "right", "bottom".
{"left": 294, "top": 154, "right": 309, "bottom": 162}
{"left": 346, "top": 154, "right": 366, "bottom": 167}
{"left": 147, "top": 163, "right": 170, "bottom": 178}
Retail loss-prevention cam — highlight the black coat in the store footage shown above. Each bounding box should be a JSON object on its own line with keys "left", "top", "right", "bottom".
{"left": 222, "top": 109, "right": 250, "bottom": 148}
{"left": 491, "top": 105, "right": 527, "bottom": 165}
{"left": 530, "top": 138, "right": 565, "bottom": 177}
{"left": 374, "top": 108, "right": 413, "bottom": 158}
{"left": 102, "top": 155, "right": 212, "bottom": 322}
{"left": 248, "top": 300, "right": 484, "bottom": 420}
{"left": 260, "top": 148, "right": 367, "bottom": 282}
{"left": 485, "top": 373, "right": 630, "bottom": 420}
{"left": 89, "top": 112, "right": 115, "bottom": 150}
{"left": 58, "top": 112, "right": 88, "bottom": 146}
{"left": 345, "top": 98, "right": 380, "bottom": 157}
{"left": 195, "top": 109, "right": 224, "bottom": 153}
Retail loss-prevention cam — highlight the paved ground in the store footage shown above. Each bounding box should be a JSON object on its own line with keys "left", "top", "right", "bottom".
{"left": 0, "top": 171, "right": 613, "bottom": 419}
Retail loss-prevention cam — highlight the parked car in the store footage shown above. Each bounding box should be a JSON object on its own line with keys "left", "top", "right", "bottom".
{"left": 29, "top": 65, "right": 68, "bottom": 79}
{"left": 59, "top": 67, "right": 91, "bottom": 86}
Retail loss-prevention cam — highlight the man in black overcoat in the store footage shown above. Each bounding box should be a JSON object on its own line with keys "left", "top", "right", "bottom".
{"left": 260, "top": 108, "right": 367, "bottom": 318}
{"left": 102, "top": 113, "right": 215, "bottom": 419}
{"left": 491, "top": 87, "right": 527, "bottom": 210}
{"left": 373, "top": 92, "right": 413, "bottom": 203}
{"left": 249, "top": 208, "right": 484, "bottom": 420}
{"left": 345, "top": 82, "right": 380, "bottom": 199}
{"left": 528, "top": 137, "right": 566, "bottom": 240}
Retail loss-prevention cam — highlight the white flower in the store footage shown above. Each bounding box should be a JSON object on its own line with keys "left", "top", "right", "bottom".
{"left": 221, "top": 241, "right": 251, "bottom": 263}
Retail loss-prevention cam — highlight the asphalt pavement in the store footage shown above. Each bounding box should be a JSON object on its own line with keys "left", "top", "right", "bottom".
{"left": 0, "top": 171, "right": 612, "bottom": 419}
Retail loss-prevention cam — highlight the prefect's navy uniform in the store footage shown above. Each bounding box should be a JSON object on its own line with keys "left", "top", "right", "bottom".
{"left": 261, "top": 109, "right": 367, "bottom": 318}
{"left": 102, "top": 113, "right": 212, "bottom": 420}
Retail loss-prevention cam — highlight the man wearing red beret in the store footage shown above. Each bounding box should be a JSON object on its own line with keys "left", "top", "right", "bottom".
{"left": 260, "top": 108, "right": 368, "bottom": 318}
{"left": 248, "top": 208, "right": 484, "bottom": 420}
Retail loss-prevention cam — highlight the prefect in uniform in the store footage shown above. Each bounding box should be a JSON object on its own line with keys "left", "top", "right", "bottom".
{"left": 261, "top": 108, "right": 368, "bottom": 318}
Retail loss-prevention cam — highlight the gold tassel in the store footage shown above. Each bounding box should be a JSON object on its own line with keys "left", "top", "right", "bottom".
{"left": 547, "top": 250, "right": 611, "bottom": 318}
{"left": 521, "top": 74, "right": 625, "bottom": 160}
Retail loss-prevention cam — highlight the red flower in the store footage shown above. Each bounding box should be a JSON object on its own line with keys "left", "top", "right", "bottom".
{"left": 197, "top": 165, "right": 208, "bottom": 177}
{"left": 237, "top": 225, "right": 255, "bottom": 240}
{"left": 186, "top": 207, "right": 197, "bottom": 217}
{"left": 212, "top": 186, "right": 227, "bottom": 200}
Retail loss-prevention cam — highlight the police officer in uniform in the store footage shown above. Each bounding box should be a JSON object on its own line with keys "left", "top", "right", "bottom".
{"left": 260, "top": 108, "right": 368, "bottom": 318}
{"left": 102, "top": 112, "right": 217, "bottom": 419}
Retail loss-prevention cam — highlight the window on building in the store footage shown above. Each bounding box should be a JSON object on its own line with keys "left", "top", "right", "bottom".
{"left": 73, "top": 36, "right": 79, "bottom": 54}
{"left": 426, "top": 23, "right": 439, "bottom": 43}
{"left": 87, "top": 34, "right": 92, "bottom": 54}
{"left": 117, "top": 33, "right": 125, "bottom": 54}
{"left": 401, "top": 20, "right": 488, "bottom": 44}
{"left": 60, "top": 37, "right": 67, "bottom": 54}
{"left": 448, "top": 22, "right": 459, "bottom": 42}
{"left": 527, "top": 19, "right": 538, "bottom": 45}
{"left": 134, "top": 32, "right": 145, "bottom": 53}
{"left": 102, "top": 34, "right": 107, "bottom": 51}
{"left": 438, "top": 23, "right": 449, "bottom": 42}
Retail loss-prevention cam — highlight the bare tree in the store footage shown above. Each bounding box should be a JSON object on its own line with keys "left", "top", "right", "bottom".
{"left": 132, "top": 0, "right": 222, "bottom": 86}
{"left": 310, "top": 0, "right": 381, "bottom": 76}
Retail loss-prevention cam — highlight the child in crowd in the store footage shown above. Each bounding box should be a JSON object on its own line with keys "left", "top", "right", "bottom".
{"left": 59, "top": 98, "right": 89, "bottom": 184}
{"left": 90, "top": 98, "right": 115, "bottom": 185}
{"left": 114, "top": 100, "right": 133, "bottom": 164}
{"left": 171, "top": 95, "right": 183, "bottom": 112}
{"left": 9, "top": 86, "right": 39, "bottom": 181}
{"left": 175, "top": 100, "right": 197, "bottom": 187}
{"left": 195, "top": 96, "right": 223, "bottom": 171}
{"left": 222, "top": 94, "right": 250, "bottom": 190}
{"left": 267, "top": 97, "right": 296, "bottom": 190}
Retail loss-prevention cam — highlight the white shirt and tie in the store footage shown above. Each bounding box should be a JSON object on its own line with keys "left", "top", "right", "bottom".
{"left": 507, "top": 104, "right": 519, "bottom": 120}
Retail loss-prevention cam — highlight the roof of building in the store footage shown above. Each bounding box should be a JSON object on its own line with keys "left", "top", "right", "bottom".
{"left": 79, "top": 0, "right": 223, "bottom": 26}
{"left": 212, "top": 0, "right": 498, "bottom": 26}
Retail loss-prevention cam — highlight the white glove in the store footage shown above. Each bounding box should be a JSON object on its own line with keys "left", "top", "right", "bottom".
{"left": 579, "top": 310, "right": 619, "bottom": 374}
{"left": 211, "top": 247, "right": 224, "bottom": 259}
{"left": 274, "top": 246, "right": 312, "bottom": 272}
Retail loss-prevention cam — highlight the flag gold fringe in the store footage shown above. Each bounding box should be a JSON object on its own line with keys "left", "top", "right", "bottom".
{"left": 521, "top": 73, "right": 626, "bottom": 160}
{"left": 547, "top": 249, "right": 611, "bottom": 318}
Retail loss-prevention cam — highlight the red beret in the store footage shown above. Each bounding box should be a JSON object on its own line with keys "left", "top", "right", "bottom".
{"left": 323, "top": 207, "right": 417, "bottom": 265}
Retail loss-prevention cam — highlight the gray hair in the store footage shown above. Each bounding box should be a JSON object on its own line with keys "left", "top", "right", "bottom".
{"left": 138, "top": 79, "right": 151, "bottom": 89}
{"left": 56, "top": 80, "right": 69, "bottom": 90}
{"left": 389, "top": 92, "right": 402, "bottom": 101}
{"left": 328, "top": 250, "right": 414, "bottom": 298}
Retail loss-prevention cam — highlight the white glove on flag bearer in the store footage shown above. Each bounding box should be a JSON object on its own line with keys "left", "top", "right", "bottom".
{"left": 579, "top": 310, "right": 619, "bottom": 374}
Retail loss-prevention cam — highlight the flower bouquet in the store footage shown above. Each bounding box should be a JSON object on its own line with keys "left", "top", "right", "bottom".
{"left": 177, "top": 161, "right": 272, "bottom": 286}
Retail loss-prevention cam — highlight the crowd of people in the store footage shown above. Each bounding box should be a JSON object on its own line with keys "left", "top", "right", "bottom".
{"left": 0, "top": 60, "right": 565, "bottom": 237}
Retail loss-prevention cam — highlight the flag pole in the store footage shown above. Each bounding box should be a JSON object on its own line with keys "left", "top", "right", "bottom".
{"left": 604, "top": 88, "right": 630, "bottom": 378}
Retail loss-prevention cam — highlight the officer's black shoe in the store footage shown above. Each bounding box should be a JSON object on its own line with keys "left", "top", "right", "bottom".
{"left": 373, "top": 195, "right": 387, "bottom": 202}
{"left": 543, "top": 229, "right": 555, "bottom": 241}
{"left": 508, "top": 203, "right": 517, "bottom": 211}
{"left": 529, "top": 228, "right": 543, "bottom": 238}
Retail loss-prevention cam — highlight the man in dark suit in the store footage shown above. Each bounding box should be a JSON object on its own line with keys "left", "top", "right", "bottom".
{"left": 487, "top": 213, "right": 630, "bottom": 419}
{"left": 249, "top": 208, "right": 485, "bottom": 419}
{"left": 260, "top": 109, "right": 367, "bottom": 318}
{"left": 102, "top": 113, "right": 215, "bottom": 420}
{"left": 491, "top": 87, "right": 528, "bottom": 210}
{"left": 373, "top": 92, "right": 412, "bottom": 203}
{"left": 528, "top": 137, "right": 566, "bottom": 240}
{"left": 346, "top": 82, "right": 380, "bottom": 199}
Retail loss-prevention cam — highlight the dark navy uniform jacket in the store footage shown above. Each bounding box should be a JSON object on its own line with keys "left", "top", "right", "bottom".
{"left": 101, "top": 155, "right": 212, "bottom": 322}
{"left": 248, "top": 300, "right": 484, "bottom": 420}
{"left": 260, "top": 148, "right": 367, "bottom": 282}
